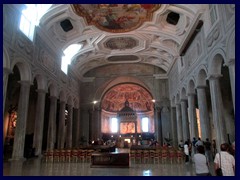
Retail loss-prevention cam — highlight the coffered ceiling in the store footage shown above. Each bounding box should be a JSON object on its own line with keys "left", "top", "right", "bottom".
{"left": 39, "top": 4, "right": 205, "bottom": 81}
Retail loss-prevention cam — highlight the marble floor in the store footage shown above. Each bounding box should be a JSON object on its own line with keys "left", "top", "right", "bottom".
{"left": 3, "top": 149, "right": 216, "bottom": 176}
{"left": 3, "top": 159, "right": 216, "bottom": 176}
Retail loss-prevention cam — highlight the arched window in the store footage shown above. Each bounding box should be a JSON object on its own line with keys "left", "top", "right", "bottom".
{"left": 19, "top": 4, "right": 52, "bottom": 41}
{"left": 111, "top": 118, "right": 118, "bottom": 133}
{"left": 61, "top": 44, "right": 82, "bottom": 74}
{"left": 142, "top": 117, "right": 149, "bottom": 132}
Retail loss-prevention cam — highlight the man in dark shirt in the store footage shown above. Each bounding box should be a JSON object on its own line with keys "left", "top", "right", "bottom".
{"left": 204, "top": 138, "right": 212, "bottom": 162}
{"left": 192, "top": 137, "right": 197, "bottom": 154}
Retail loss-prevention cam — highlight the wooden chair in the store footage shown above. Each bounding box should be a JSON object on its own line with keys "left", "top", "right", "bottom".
{"left": 153, "top": 149, "right": 161, "bottom": 164}
{"left": 161, "top": 149, "right": 168, "bottom": 163}
{"left": 143, "top": 150, "right": 150, "bottom": 164}
{"left": 176, "top": 150, "right": 184, "bottom": 163}
{"left": 149, "top": 150, "right": 155, "bottom": 163}
{"left": 53, "top": 149, "right": 60, "bottom": 162}
{"left": 78, "top": 149, "right": 86, "bottom": 163}
{"left": 135, "top": 150, "right": 142, "bottom": 163}
{"left": 130, "top": 150, "right": 136, "bottom": 163}
{"left": 59, "top": 149, "right": 66, "bottom": 162}
{"left": 169, "top": 150, "right": 176, "bottom": 164}
{"left": 45, "top": 150, "right": 54, "bottom": 163}
{"left": 65, "top": 149, "right": 72, "bottom": 162}
{"left": 71, "top": 149, "right": 79, "bottom": 162}
{"left": 86, "top": 149, "right": 94, "bottom": 162}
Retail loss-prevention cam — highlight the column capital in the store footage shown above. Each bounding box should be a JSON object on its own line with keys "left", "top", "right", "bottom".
{"left": 196, "top": 85, "right": 207, "bottom": 89}
{"left": 36, "top": 89, "right": 47, "bottom": 94}
{"left": 17, "top": 80, "right": 31, "bottom": 87}
{"left": 60, "top": 100, "right": 66, "bottom": 104}
{"left": 224, "top": 58, "right": 235, "bottom": 67}
{"left": 180, "top": 99, "right": 188, "bottom": 103}
{"left": 187, "top": 93, "right": 196, "bottom": 96}
{"left": 207, "top": 74, "right": 223, "bottom": 81}
{"left": 49, "top": 95, "right": 58, "bottom": 100}
{"left": 3, "top": 67, "right": 12, "bottom": 74}
{"left": 176, "top": 102, "right": 181, "bottom": 106}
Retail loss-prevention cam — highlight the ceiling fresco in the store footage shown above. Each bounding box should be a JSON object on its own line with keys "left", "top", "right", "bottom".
{"left": 104, "top": 37, "right": 138, "bottom": 50}
{"left": 101, "top": 84, "right": 154, "bottom": 112}
{"left": 39, "top": 4, "right": 205, "bottom": 79}
{"left": 71, "top": 4, "right": 161, "bottom": 33}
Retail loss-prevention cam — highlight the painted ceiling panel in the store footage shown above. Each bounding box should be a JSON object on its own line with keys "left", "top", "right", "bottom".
{"left": 38, "top": 4, "right": 204, "bottom": 79}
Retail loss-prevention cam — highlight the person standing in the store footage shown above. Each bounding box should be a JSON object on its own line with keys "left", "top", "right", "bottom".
{"left": 204, "top": 138, "right": 212, "bottom": 162}
{"left": 212, "top": 140, "right": 217, "bottom": 158}
{"left": 179, "top": 140, "right": 184, "bottom": 151}
{"left": 195, "top": 137, "right": 203, "bottom": 147}
{"left": 184, "top": 141, "right": 189, "bottom": 163}
{"left": 192, "top": 137, "right": 197, "bottom": 154}
{"left": 214, "top": 143, "right": 235, "bottom": 176}
{"left": 193, "top": 145, "right": 211, "bottom": 176}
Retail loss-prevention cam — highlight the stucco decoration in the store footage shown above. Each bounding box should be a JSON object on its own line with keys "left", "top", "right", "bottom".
{"left": 104, "top": 37, "right": 138, "bottom": 50}
{"left": 71, "top": 4, "right": 160, "bottom": 33}
{"left": 107, "top": 55, "right": 139, "bottom": 62}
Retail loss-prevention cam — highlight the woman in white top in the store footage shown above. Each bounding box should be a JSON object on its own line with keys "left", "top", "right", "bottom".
{"left": 184, "top": 141, "right": 189, "bottom": 163}
{"left": 193, "top": 145, "right": 210, "bottom": 176}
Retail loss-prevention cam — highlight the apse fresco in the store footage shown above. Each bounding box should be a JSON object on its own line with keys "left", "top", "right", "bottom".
{"left": 101, "top": 84, "right": 154, "bottom": 112}
{"left": 120, "top": 122, "right": 135, "bottom": 134}
{"left": 71, "top": 4, "right": 161, "bottom": 33}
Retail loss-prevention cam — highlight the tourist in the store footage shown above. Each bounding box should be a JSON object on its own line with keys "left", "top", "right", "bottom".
{"left": 214, "top": 143, "right": 235, "bottom": 176}
{"left": 193, "top": 145, "right": 211, "bottom": 176}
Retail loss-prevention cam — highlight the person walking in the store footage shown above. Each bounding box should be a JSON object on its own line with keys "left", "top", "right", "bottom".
{"left": 214, "top": 143, "right": 235, "bottom": 176}
{"left": 204, "top": 138, "right": 212, "bottom": 162}
{"left": 193, "top": 145, "right": 211, "bottom": 176}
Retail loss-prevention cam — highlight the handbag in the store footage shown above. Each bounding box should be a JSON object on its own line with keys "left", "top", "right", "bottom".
{"left": 216, "top": 153, "right": 223, "bottom": 176}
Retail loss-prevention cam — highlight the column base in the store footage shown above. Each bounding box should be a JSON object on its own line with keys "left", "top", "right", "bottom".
{"left": 8, "top": 157, "right": 26, "bottom": 162}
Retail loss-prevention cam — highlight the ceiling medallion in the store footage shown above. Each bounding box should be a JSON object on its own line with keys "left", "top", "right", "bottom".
{"left": 71, "top": 4, "right": 161, "bottom": 33}
{"left": 105, "top": 37, "right": 138, "bottom": 50}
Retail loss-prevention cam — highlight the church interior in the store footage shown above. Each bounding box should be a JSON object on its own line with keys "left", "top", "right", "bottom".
{"left": 3, "top": 4, "right": 235, "bottom": 176}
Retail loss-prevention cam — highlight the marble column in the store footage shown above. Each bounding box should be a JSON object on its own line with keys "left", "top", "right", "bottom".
{"left": 33, "top": 89, "right": 46, "bottom": 156}
{"left": 154, "top": 105, "right": 159, "bottom": 142}
{"left": 170, "top": 106, "right": 178, "bottom": 147}
{"left": 89, "top": 109, "right": 93, "bottom": 142}
{"left": 3, "top": 68, "right": 11, "bottom": 113}
{"left": 196, "top": 86, "right": 211, "bottom": 141}
{"left": 155, "top": 107, "right": 162, "bottom": 144}
{"left": 11, "top": 81, "right": 31, "bottom": 160}
{"left": 187, "top": 93, "right": 199, "bottom": 140}
{"left": 176, "top": 103, "right": 183, "bottom": 143}
{"left": 181, "top": 99, "right": 190, "bottom": 141}
{"left": 66, "top": 104, "right": 73, "bottom": 149}
{"left": 91, "top": 109, "right": 96, "bottom": 141}
{"left": 72, "top": 108, "right": 80, "bottom": 148}
{"left": 226, "top": 59, "right": 235, "bottom": 114}
{"left": 80, "top": 107, "right": 90, "bottom": 145}
{"left": 47, "top": 96, "right": 57, "bottom": 150}
{"left": 96, "top": 108, "right": 102, "bottom": 140}
{"left": 3, "top": 68, "right": 11, "bottom": 145}
{"left": 57, "top": 101, "right": 66, "bottom": 149}
{"left": 91, "top": 107, "right": 102, "bottom": 141}
{"left": 208, "top": 75, "right": 227, "bottom": 150}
